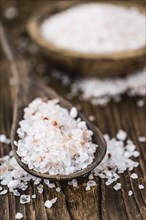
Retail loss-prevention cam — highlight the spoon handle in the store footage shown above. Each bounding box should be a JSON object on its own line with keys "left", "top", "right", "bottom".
{"left": 0, "top": 22, "right": 32, "bottom": 108}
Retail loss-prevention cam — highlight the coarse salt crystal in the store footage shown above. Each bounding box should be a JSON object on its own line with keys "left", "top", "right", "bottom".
{"left": 8, "top": 180, "right": 20, "bottom": 189}
{"left": 130, "top": 173, "right": 138, "bottom": 179}
{"left": 44, "top": 200, "right": 52, "bottom": 208}
{"left": 113, "top": 183, "right": 121, "bottom": 191}
{"left": 138, "top": 136, "right": 146, "bottom": 142}
{"left": 133, "top": 151, "right": 140, "bottom": 158}
{"left": 32, "top": 194, "right": 36, "bottom": 199}
{"left": 3, "top": 6, "right": 18, "bottom": 20}
{"left": 0, "top": 186, "right": 2, "bottom": 191}
{"left": 0, "top": 134, "right": 11, "bottom": 144}
{"left": 88, "top": 115, "right": 95, "bottom": 122}
{"left": 20, "top": 195, "right": 30, "bottom": 204}
{"left": 0, "top": 189, "right": 7, "bottom": 195}
{"left": 116, "top": 130, "right": 127, "bottom": 141}
{"left": 70, "top": 107, "right": 78, "bottom": 118}
{"left": 56, "top": 187, "right": 61, "bottom": 192}
{"left": 15, "top": 212, "right": 23, "bottom": 219}
{"left": 85, "top": 186, "right": 91, "bottom": 191}
{"left": 137, "top": 99, "right": 145, "bottom": 107}
{"left": 128, "top": 190, "right": 133, "bottom": 196}
{"left": 138, "top": 184, "right": 144, "bottom": 189}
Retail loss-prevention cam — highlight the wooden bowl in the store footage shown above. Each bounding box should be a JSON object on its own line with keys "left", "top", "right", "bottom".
{"left": 27, "top": 1, "right": 146, "bottom": 77}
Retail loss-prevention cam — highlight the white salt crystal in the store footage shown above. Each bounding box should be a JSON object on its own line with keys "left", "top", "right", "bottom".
{"left": 20, "top": 195, "right": 30, "bottom": 204}
{"left": 113, "top": 183, "right": 121, "bottom": 191}
{"left": 44, "top": 200, "right": 52, "bottom": 208}
{"left": 32, "top": 194, "right": 36, "bottom": 199}
{"left": 138, "top": 136, "right": 146, "bottom": 142}
{"left": 56, "top": 187, "right": 61, "bottom": 192}
{"left": 0, "top": 189, "right": 7, "bottom": 195}
{"left": 0, "top": 134, "right": 11, "bottom": 144}
{"left": 15, "top": 212, "right": 23, "bottom": 219}
{"left": 88, "top": 173, "right": 94, "bottom": 180}
{"left": 116, "top": 130, "right": 127, "bottom": 141}
{"left": 72, "top": 179, "right": 78, "bottom": 188}
{"left": 88, "top": 115, "right": 95, "bottom": 122}
{"left": 87, "top": 180, "right": 96, "bottom": 187}
{"left": 3, "top": 6, "right": 18, "bottom": 20}
{"left": 128, "top": 190, "right": 133, "bottom": 196}
{"left": 138, "top": 184, "right": 144, "bottom": 189}
{"left": 85, "top": 186, "right": 91, "bottom": 191}
{"left": 8, "top": 180, "right": 20, "bottom": 189}
{"left": 51, "top": 197, "right": 57, "bottom": 204}
{"left": 0, "top": 186, "right": 2, "bottom": 191}
{"left": 130, "top": 173, "right": 138, "bottom": 179}
{"left": 133, "top": 151, "right": 140, "bottom": 158}
{"left": 70, "top": 107, "right": 78, "bottom": 118}
{"left": 137, "top": 99, "right": 145, "bottom": 107}
{"left": 126, "top": 144, "right": 135, "bottom": 152}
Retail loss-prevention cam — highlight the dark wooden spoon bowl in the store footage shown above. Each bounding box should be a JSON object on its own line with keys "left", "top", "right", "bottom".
{"left": 1, "top": 23, "right": 106, "bottom": 181}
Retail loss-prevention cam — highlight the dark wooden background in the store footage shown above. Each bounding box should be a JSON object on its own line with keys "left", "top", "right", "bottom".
{"left": 0, "top": 1, "right": 146, "bottom": 220}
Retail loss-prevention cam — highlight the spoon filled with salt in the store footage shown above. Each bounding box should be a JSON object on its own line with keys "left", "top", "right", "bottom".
{"left": 0, "top": 23, "right": 106, "bottom": 180}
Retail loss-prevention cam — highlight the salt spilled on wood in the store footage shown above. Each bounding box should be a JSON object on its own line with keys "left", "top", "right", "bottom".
{"left": 0, "top": 129, "right": 143, "bottom": 207}
{"left": 40, "top": 3, "right": 145, "bottom": 54}
{"left": 15, "top": 98, "right": 98, "bottom": 175}
{"left": 69, "top": 68, "right": 146, "bottom": 106}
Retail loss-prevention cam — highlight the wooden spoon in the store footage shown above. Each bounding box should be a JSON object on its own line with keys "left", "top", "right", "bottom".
{"left": 0, "top": 23, "right": 106, "bottom": 180}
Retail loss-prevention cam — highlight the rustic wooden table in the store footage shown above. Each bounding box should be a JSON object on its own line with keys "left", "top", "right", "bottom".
{"left": 0, "top": 1, "right": 146, "bottom": 220}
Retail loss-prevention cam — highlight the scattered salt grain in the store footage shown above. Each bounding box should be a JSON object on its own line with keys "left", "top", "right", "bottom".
{"left": 87, "top": 180, "right": 96, "bottom": 187}
{"left": 128, "top": 190, "right": 133, "bottom": 196}
{"left": 88, "top": 115, "right": 95, "bottom": 122}
{"left": 44, "top": 198, "right": 57, "bottom": 208}
{"left": 130, "top": 173, "right": 138, "bottom": 179}
{"left": 15, "top": 212, "right": 23, "bottom": 219}
{"left": 37, "top": 184, "right": 44, "bottom": 194}
{"left": 41, "top": 3, "right": 145, "bottom": 53}
{"left": 0, "top": 134, "right": 11, "bottom": 144}
{"left": 113, "top": 183, "right": 121, "bottom": 191}
{"left": 138, "top": 136, "right": 146, "bottom": 142}
{"left": 20, "top": 195, "right": 30, "bottom": 204}
{"left": 3, "top": 6, "right": 18, "bottom": 20}
{"left": 8, "top": 180, "right": 20, "bottom": 189}
{"left": 85, "top": 186, "right": 91, "bottom": 191}
{"left": 0, "top": 189, "right": 8, "bottom": 195}
{"left": 44, "top": 200, "right": 52, "bottom": 208}
{"left": 137, "top": 99, "right": 145, "bottom": 107}
{"left": 116, "top": 130, "right": 127, "bottom": 141}
{"left": 56, "top": 187, "right": 61, "bottom": 192}
{"left": 138, "top": 184, "right": 144, "bottom": 189}
{"left": 32, "top": 194, "right": 36, "bottom": 199}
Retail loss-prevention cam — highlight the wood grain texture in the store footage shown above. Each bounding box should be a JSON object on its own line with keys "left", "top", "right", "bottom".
{"left": 0, "top": 1, "right": 146, "bottom": 220}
